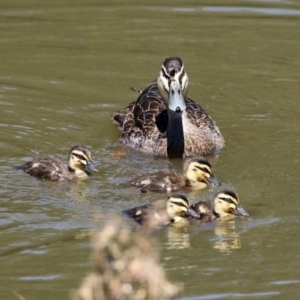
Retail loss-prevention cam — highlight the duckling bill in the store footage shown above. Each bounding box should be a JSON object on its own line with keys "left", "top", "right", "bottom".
{"left": 122, "top": 194, "right": 199, "bottom": 227}
{"left": 16, "top": 145, "right": 98, "bottom": 182}
{"left": 191, "top": 190, "right": 249, "bottom": 222}
{"left": 127, "top": 156, "right": 220, "bottom": 193}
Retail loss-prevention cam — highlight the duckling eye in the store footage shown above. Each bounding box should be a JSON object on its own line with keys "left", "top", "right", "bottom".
{"left": 73, "top": 153, "right": 86, "bottom": 160}
{"left": 201, "top": 168, "right": 210, "bottom": 174}
{"left": 219, "top": 197, "right": 235, "bottom": 204}
{"left": 195, "top": 166, "right": 210, "bottom": 174}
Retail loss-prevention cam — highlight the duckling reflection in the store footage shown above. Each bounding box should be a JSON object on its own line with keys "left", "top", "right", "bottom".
{"left": 164, "top": 225, "right": 191, "bottom": 250}
{"left": 127, "top": 156, "right": 220, "bottom": 193}
{"left": 66, "top": 180, "right": 91, "bottom": 203}
{"left": 212, "top": 221, "right": 241, "bottom": 253}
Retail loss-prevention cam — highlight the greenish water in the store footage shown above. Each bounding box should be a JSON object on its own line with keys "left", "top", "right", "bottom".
{"left": 1, "top": 0, "right": 300, "bottom": 299}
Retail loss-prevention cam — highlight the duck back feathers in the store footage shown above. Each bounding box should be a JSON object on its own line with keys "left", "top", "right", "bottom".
{"left": 16, "top": 157, "right": 70, "bottom": 181}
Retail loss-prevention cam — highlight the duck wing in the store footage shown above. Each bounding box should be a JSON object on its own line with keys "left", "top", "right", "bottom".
{"left": 122, "top": 204, "right": 152, "bottom": 225}
{"left": 127, "top": 170, "right": 184, "bottom": 193}
{"left": 122, "top": 200, "right": 170, "bottom": 226}
{"left": 113, "top": 81, "right": 167, "bottom": 135}
{"left": 113, "top": 80, "right": 224, "bottom": 156}
{"left": 185, "top": 97, "right": 222, "bottom": 133}
{"left": 17, "top": 157, "right": 69, "bottom": 181}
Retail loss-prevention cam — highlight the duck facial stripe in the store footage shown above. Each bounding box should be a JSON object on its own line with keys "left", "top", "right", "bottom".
{"left": 162, "top": 65, "right": 184, "bottom": 80}
{"left": 219, "top": 197, "right": 237, "bottom": 205}
{"left": 173, "top": 66, "right": 184, "bottom": 81}
{"left": 170, "top": 200, "right": 188, "bottom": 208}
{"left": 179, "top": 69, "right": 185, "bottom": 83}
{"left": 72, "top": 151, "right": 88, "bottom": 162}
{"left": 160, "top": 69, "right": 171, "bottom": 93}
{"left": 161, "top": 66, "right": 173, "bottom": 79}
{"left": 175, "top": 66, "right": 184, "bottom": 85}
{"left": 195, "top": 165, "right": 212, "bottom": 175}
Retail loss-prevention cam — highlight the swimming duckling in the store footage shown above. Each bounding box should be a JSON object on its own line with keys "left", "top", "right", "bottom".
{"left": 122, "top": 194, "right": 199, "bottom": 227}
{"left": 127, "top": 156, "right": 220, "bottom": 193}
{"left": 191, "top": 190, "right": 249, "bottom": 222}
{"left": 113, "top": 56, "right": 224, "bottom": 158}
{"left": 16, "top": 145, "right": 98, "bottom": 182}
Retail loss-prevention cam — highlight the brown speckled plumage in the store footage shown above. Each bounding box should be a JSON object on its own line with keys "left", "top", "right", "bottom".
{"left": 127, "top": 170, "right": 187, "bottom": 193}
{"left": 113, "top": 57, "right": 225, "bottom": 157}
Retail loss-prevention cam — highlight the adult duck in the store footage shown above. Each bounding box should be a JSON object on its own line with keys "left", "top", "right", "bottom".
{"left": 113, "top": 56, "right": 225, "bottom": 158}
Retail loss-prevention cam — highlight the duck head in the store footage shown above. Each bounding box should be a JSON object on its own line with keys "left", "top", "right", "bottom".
{"left": 157, "top": 56, "right": 189, "bottom": 103}
{"left": 166, "top": 194, "right": 199, "bottom": 223}
{"left": 213, "top": 190, "right": 249, "bottom": 220}
{"left": 184, "top": 157, "right": 221, "bottom": 189}
{"left": 68, "top": 145, "right": 98, "bottom": 174}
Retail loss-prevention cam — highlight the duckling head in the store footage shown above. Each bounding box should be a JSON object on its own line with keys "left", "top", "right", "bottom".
{"left": 68, "top": 145, "right": 98, "bottom": 174}
{"left": 157, "top": 56, "right": 189, "bottom": 103}
{"left": 184, "top": 157, "right": 220, "bottom": 188}
{"left": 213, "top": 190, "right": 249, "bottom": 220}
{"left": 166, "top": 194, "right": 199, "bottom": 223}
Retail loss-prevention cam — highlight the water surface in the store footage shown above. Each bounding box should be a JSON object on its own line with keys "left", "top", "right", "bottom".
{"left": 1, "top": 0, "right": 300, "bottom": 299}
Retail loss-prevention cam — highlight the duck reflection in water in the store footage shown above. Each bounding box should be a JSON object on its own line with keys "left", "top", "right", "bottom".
{"left": 164, "top": 225, "right": 191, "bottom": 250}
{"left": 212, "top": 221, "right": 242, "bottom": 253}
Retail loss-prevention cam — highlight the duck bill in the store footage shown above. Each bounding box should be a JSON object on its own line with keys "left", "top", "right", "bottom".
{"left": 207, "top": 174, "right": 221, "bottom": 186}
{"left": 87, "top": 160, "right": 98, "bottom": 172}
{"left": 186, "top": 207, "right": 200, "bottom": 219}
{"left": 168, "top": 80, "right": 186, "bottom": 112}
{"left": 233, "top": 205, "right": 249, "bottom": 217}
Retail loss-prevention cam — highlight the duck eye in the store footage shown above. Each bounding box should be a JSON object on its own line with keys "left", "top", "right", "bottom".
{"left": 202, "top": 168, "right": 210, "bottom": 173}
{"left": 219, "top": 197, "right": 234, "bottom": 204}
{"left": 169, "top": 69, "right": 175, "bottom": 77}
{"left": 73, "top": 153, "right": 85, "bottom": 160}
{"left": 195, "top": 165, "right": 210, "bottom": 174}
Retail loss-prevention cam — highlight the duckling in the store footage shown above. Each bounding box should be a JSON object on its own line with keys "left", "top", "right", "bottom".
{"left": 127, "top": 156, "right": 220, "bottom": 193}
{"left": 191, "top": 190, "right": 249, "bottom": 222}
{"left": 16, "top": 145, "right": 98, "bottom": 182}
{"left": 122, "top": 194, "right": 199, "bottom": 227}
{"left": 113, "top": 56, "right": 224, "bottom": 158}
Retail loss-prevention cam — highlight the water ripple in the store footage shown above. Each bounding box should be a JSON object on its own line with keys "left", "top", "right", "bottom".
{"left": 181, "top": 291, "right": 280, "bottom": 299}
{"left": 202, "top": 6, "right": 300, "bottom": 16}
